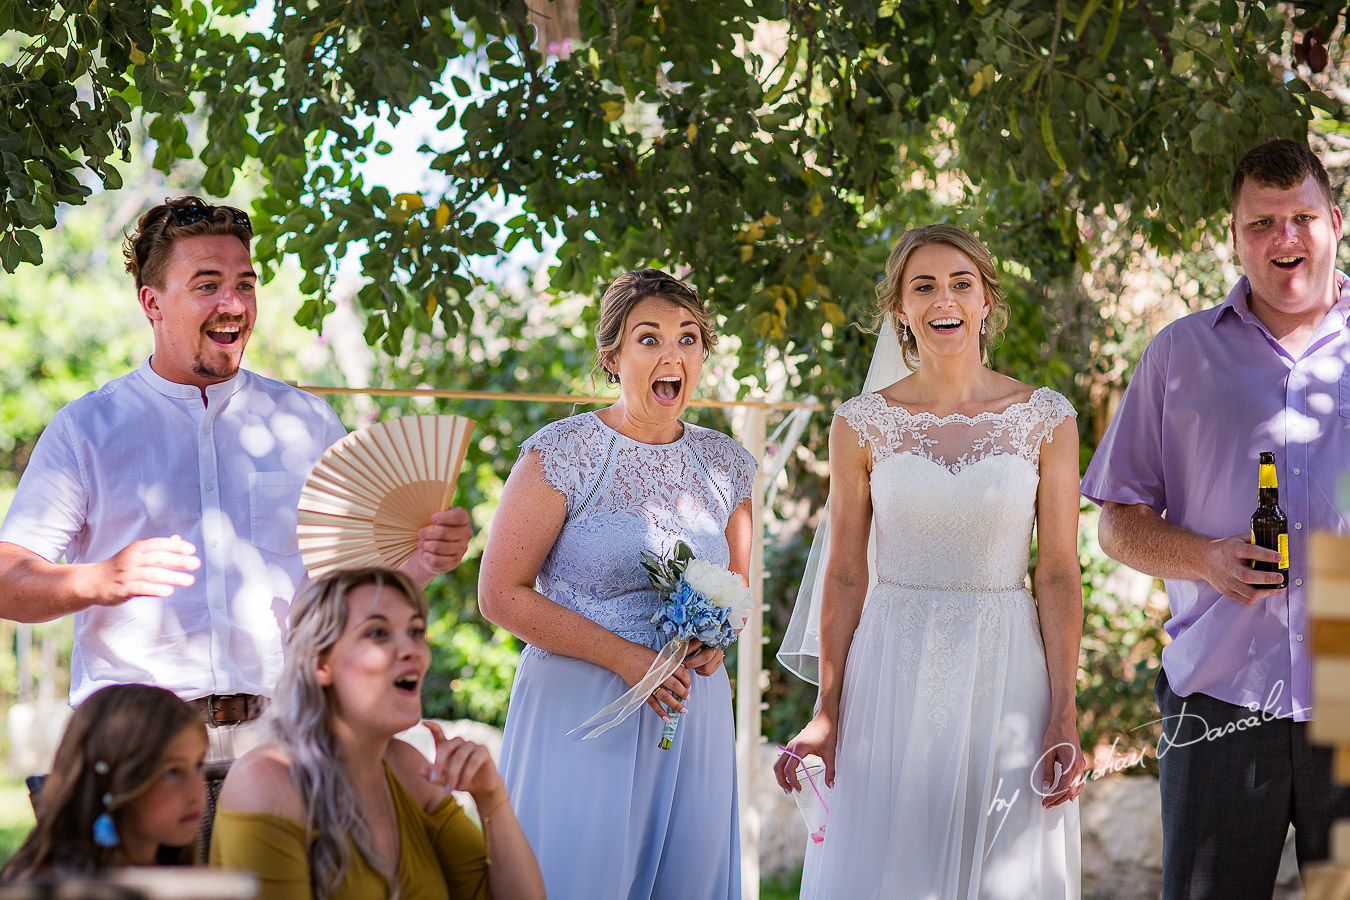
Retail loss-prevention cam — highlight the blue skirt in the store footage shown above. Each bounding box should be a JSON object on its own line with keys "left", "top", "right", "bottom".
{"left": 499, "top": 647, "right": 740, "bottom": 900}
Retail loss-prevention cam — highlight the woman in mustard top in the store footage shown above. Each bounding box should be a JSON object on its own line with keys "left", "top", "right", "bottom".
{"left": 210, "top": 567, "right": 544, "bottom": 900}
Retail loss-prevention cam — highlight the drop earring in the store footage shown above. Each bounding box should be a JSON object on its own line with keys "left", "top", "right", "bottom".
{"left": 900, "top": 321, "right": 909, "bottom": 343}
{"left": 93, "top": 802, "right": 119, "bottom": 847}
{"left": 980, "top": 317, "right": 987, "bottom": 335}
{"left": 91, "top": 760, "right": 119, "bottom": 848}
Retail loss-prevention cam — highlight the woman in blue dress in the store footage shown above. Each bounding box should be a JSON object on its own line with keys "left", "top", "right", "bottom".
{"left": 479, "top": 268, "right": 756, "bottom": 899}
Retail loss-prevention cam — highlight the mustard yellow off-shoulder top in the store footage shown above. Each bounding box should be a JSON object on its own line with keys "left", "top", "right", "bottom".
{"left": 210, "top": 762, "right": 491, "bottom": 900}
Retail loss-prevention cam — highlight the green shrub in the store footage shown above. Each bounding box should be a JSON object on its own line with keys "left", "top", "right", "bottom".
{"left": 1075, "top": 506, "right": 1166, "bottom": 775}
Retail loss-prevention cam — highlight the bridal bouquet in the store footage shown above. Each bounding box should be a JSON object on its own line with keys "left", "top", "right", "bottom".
{"left": 571, "top": 541, "right": 753, "bottom": 748}
{"left": 645, "top": 542, "right": 754, "bottom": 748}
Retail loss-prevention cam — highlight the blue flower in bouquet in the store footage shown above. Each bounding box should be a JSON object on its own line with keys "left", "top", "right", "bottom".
{"left": 652, "top": 566, "right": 749, "bottom": 649}
{"left": 644, "top": 542, "right": 754, "bottom": 748}
{"left": 574, "top": 541, "right": 753, "bottom": 749}
{"left": 655, "top": 582, "right": 694, "bottom": 638}
{"left": 689, "top": 596, "right": 734, "bottom": 647}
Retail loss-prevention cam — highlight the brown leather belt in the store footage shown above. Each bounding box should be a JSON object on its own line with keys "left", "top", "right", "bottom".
{"left": 189, "top": 693, "right": 267, "bottom": 726}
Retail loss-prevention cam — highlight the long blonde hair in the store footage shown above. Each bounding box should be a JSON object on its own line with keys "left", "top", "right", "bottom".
{"left": 267, "top": 567, "right": 428, "bottom": 900}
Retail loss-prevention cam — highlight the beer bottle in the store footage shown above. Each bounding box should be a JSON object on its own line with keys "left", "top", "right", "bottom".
{"left": 1250, "top": 451, "right": 1289, "bottom": 589}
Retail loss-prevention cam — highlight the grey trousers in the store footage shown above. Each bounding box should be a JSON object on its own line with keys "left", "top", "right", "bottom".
{"left": 1155, "top": 667, "right": 1350, "bottom": 899}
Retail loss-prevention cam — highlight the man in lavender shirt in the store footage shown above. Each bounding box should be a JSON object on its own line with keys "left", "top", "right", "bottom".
{"left": 1082, "top": 139, "right": 1350, "bottom": 897}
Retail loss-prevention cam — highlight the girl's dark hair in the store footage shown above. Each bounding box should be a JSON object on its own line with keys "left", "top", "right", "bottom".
{"left": 1, "top": 684, "right": 203, "bottom": 879}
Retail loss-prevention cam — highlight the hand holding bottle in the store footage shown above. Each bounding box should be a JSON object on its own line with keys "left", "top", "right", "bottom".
{"left": 1198, "top": 536, "right": 1284, "bottom": 605}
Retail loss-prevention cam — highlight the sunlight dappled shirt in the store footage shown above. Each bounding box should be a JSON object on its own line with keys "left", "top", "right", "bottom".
{"left": 0, "top": 359, "right": 346, "bottom": 703}
{"left": 1082, "top": 275, "right": 1350, "bottom": 722}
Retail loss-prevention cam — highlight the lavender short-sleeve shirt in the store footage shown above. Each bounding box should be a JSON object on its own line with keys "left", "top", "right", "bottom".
{"left": 1082, "top": 275, "right": 1350, "bottom": 722}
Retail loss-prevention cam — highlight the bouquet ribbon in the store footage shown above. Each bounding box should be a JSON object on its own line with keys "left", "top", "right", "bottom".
{"left": 568, "top": 638, "right": 689, "bottom": 741}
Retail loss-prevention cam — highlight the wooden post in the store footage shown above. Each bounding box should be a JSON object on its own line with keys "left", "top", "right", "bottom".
{"left": 737, "top": 407, "right": 767, "bottom": 900}
{"left": 1309, "top": 531, "right": 1350, "bottom": 892}
{"left": 1311, "top": 533, "right": 1350, "bottom": 763}
{"left": 526, "top": 0, "right": 580, "bottom": 55}
{"left": 15, "top": 622, "right": 32, "bottom": 702}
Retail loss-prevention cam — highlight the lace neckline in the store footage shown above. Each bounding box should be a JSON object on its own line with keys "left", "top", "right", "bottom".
{"left": 868, "top": 386, "right": 1054, "bottom": 426}
{"left": 588, "top": 411, "right": 689, "bottom": 448}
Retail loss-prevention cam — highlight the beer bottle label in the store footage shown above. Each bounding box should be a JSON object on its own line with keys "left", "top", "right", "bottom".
{"left": 1259, "top": 464, "right": 1279, "bottom": 489}
{"left": 1278, "top": 532, "right": 1289, "bottom": 569}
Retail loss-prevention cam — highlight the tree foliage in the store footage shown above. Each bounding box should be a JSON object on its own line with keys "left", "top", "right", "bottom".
{"left": 3, "top": 0, "right": 1343, "bottom": 406}
{"left": 5, "top": 0, "right": 1349, "bottom": 743}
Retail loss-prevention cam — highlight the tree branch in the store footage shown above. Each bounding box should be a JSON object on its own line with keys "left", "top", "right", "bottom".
{"left": 1041, "top": 0, "right": 1066, "bottom": 88}
{"left": 1132, "top": 0, "right": 1173, "bottom": 69}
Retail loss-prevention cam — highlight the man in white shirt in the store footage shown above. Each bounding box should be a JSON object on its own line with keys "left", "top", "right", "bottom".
{"left": 0, "top": 197, "right": 471, "bottom": 756}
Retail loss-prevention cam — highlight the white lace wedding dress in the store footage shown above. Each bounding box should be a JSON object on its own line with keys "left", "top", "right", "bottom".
{"left": 799, "top": 388, "right": 1081, "bottom": 900}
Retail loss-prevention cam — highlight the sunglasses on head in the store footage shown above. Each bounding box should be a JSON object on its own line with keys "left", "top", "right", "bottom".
{"left": 167, "top": 204, "right": 252, "bottom": 232}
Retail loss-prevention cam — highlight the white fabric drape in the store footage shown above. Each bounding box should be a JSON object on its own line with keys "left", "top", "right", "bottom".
{"left": 776, "top": 319, "right": 912, "bottom": 684}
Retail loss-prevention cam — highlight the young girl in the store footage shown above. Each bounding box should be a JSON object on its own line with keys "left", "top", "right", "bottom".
{"left": 2, "top": 683, "right": 207, "bottom": 878}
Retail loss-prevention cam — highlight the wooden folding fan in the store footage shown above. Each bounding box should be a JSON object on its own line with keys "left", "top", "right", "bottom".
{"left": 297, "top": 414, "right": 475, "bottom": 578}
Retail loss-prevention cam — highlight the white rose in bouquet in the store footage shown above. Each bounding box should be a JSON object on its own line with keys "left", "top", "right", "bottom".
{"left": 682, "top": 559, "right": 751, "bottom": 607}
{"left": 682, "top": 558, "right": 753, "bottom": 628}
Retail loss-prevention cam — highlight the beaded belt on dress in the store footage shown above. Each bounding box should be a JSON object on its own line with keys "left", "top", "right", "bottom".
{"left": 877, "top": 577, "right": 1025, "bottom": 593}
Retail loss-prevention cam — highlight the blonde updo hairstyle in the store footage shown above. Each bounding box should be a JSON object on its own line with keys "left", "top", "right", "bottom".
{"left": 876, "top": 224, "right": 1007, "bottom": 370}
{"left": 593, "top": 268, "right": 716, "bottom": 386}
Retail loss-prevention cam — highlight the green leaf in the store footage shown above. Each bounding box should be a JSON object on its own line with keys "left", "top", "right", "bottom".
{"left": 763, "top": 38, "right": 800, "bottom": 106}
{"left": 11, "top": 198, "right": 38, "bottom": 225}
{"left": 0, "top": 234, "right": 19, "bottom": 272}
{"left": 100, "top": 164, "right": 123, "bottom": 190}
{"left": 8, "top": 171, "right": 33, "bottom": 197}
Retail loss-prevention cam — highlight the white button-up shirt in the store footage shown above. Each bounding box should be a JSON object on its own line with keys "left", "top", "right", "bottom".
{"left": 0, "top": 360, "right": 346, "bottom": 704}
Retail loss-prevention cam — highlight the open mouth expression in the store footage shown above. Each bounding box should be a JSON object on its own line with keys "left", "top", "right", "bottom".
{"left": 205, "top": 318, "right": 246, "bottom": 347}
{"left": 652, "top": 373, "right": 683, "bottom": 405}
{"left": 393, "top": 672, "right": 421, "bottom": 696}
{"left": 899, "top": 242, "right": 989, "bottom": 354}
{"left": 320, "top": 583, "right": 431, "bottom": 731}
{"left": 1231, "top": 175, "right": 1343, "bottom": 312}
{"left": 143, "top": 234, "right": 258, "bottom": 388}
{"left": 613, "top": 296, "right": 704, "bottom": 418}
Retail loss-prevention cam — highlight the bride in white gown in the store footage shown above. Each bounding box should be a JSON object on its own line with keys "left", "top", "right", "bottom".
{"left": 774, "top": 225, "right": 1084, "bottom": 899}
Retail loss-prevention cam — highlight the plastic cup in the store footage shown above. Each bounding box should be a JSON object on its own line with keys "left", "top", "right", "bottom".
{"left": 789, "top": 762, "right": 829, "bottom": 844}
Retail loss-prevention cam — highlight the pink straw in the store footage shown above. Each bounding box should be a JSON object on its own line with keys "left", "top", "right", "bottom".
{"left": 775, "top": 745, "right": 830, "bottom": 814}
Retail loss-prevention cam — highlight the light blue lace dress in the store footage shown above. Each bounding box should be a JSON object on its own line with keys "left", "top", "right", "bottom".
{"left": 497, "top": 412, "right": 757, "bottom": 900}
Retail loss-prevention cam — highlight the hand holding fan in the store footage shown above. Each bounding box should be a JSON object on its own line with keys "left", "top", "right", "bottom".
{"left": 297, "top": 414, "right": 475, "bottom": 578}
